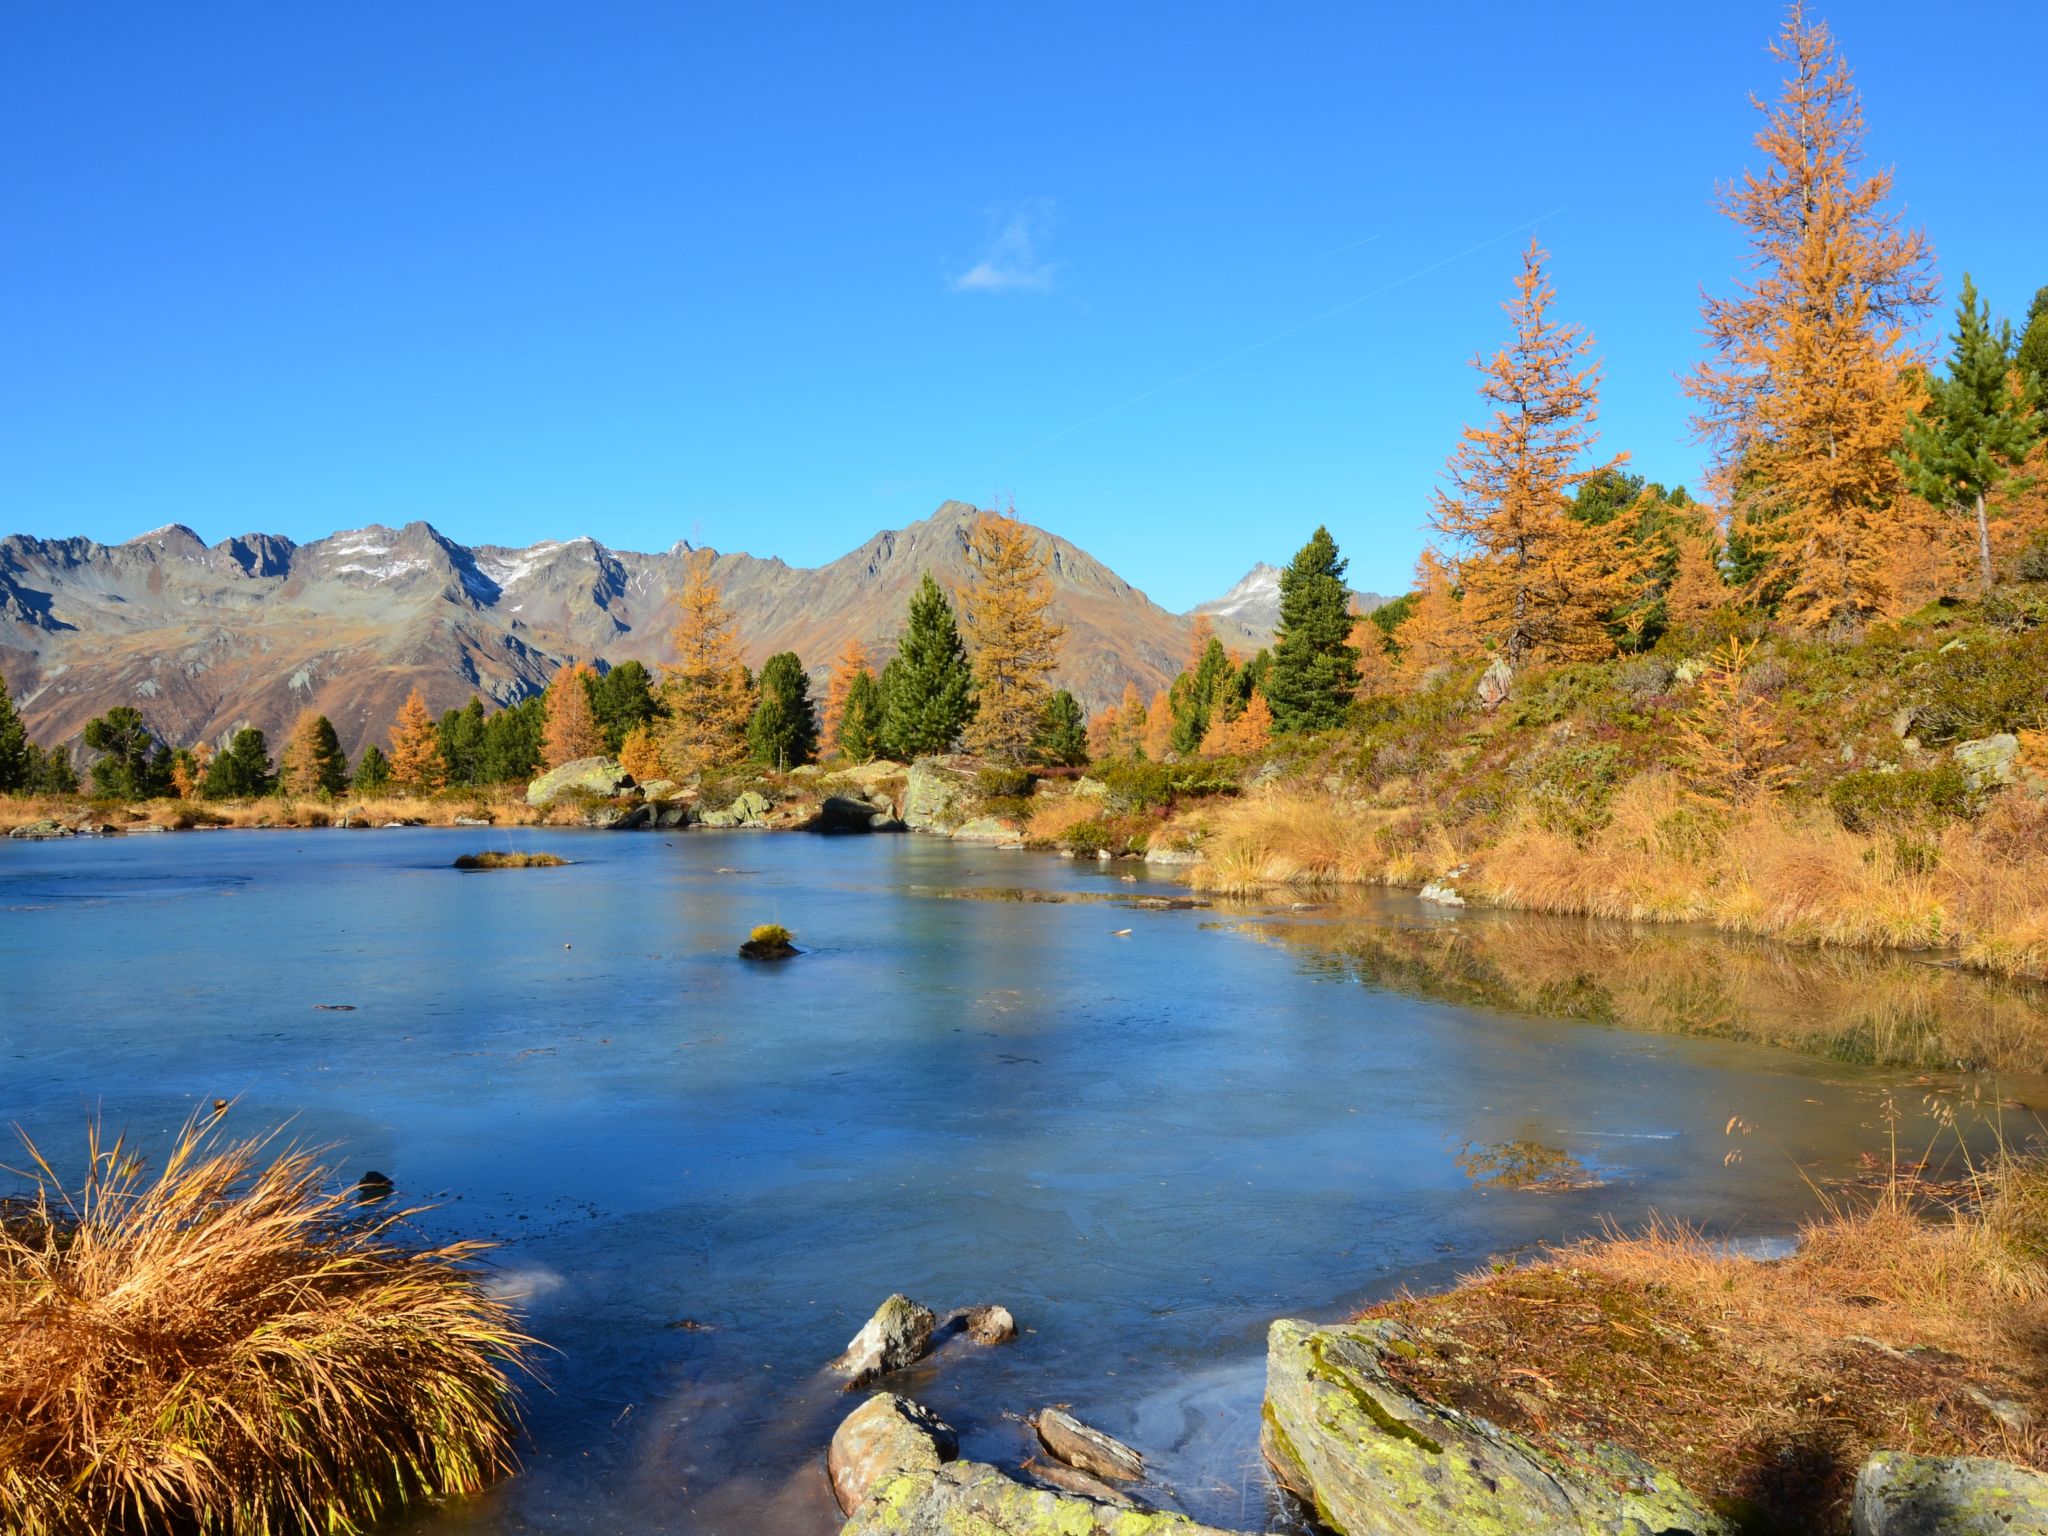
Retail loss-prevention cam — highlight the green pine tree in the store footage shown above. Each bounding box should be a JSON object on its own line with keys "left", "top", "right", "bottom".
{"left": 0, "top": 680, "right": 30, "bottom": 792}
{"left": 33, "top": 742, "right": 79, "bottom": 794}
{"left": 1897, "top": 274, "right": 2042, "bottom": 594}
{"left": 203, "top": 727, "right": 275, "bottom": 798}
{"left": 590, "top": 660, "right": 658, "bottom": 752}
{"left": 746, "top": 651, "right": 818, "bottom": 768}
{"left": 480, "top": 697, "right": 546, "bottom": 783}
{"left": 1030, "top": 689, "right": 1089, "bottom": 767}
{"left": 437, "top": 697, "right": 488, "bottom": 787}
{"left": 352, "top": 743, "right": 393, "bottom": 794}
{"left": 881, "top": 573, "right": 975, "bottom": 757}
{"left": 1169, "top": 637, "right": 1232, "bottom": 754}
{"left": 82, "top": 707, "right": 170, "bottom": 798}
{"left": 2016, "top": 286, "right": 2048, "bottom": 392}
{"left": 1263, "top": 527, "right": 1359, "bottom": 733}
{"left": 838, "top": 670, "right": 884, "bottom": 763}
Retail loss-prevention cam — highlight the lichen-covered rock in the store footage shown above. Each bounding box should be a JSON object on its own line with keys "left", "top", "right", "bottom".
{"left": 831, "top": 1294, "right": 937, "bottom": 1389}
{"left": 700, "top": 788, "right": 772, "bottom": 827}
{"left": 638, "top": 778, "right": 680, "bottom": 801}
{"left": 526, "top": 755, "right": 632, "bottom": 807}
{"left": 951, "top": 815, "right": 1015, "bottom": 843}
{"left": 902, "top": 757, "right": 973, "bottom": 831}
{"left": 829, "top": 1394, "right": 958, "bottom": 1515}
{"left": 1261, "top": 1318, "right": 1731, "bottom": 1536}
{"left": 841, "top": 1461, "right": 1258, "bottom": 1536}
{"left": 7, "top": 819, "right": 72, "bottom": 840}
{"left": 1851, "top": 1451, "right": 2048, "bottom": 1536}
{"left": 1954, "top": 733, "right": 2021, "bottom": 791}
{"left": 816, "top": 795, "right": 888, "bottom": 832}
{"left": 1475, "top": 656, "right": 1512, "bottom": 712}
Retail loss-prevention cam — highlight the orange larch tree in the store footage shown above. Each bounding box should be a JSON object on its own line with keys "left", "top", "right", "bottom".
{"left": 619, "top": 722, "right": 664, "bottom": 783}
{"left": 1349, "top": 608, "right": 1396, "bottom": 698}
{"left": 541, "top": 663, "right": 605, "bottom": 769}
{"left": 1141, "top": 688, "right": 1174, "bottom": 760}
{"left": 1229, "top": 689, "right": 1274, "bottom": 754}
{"left": 820, "top": 638, "right": 871, "bottom": 754}
{"left": 960, "top": 511, "right": 1065, "bottom": 764}
{"left": 1661, "top": 528, "right": 1733, "bottom": 637}
{"left": 1685, "top": 3, "right": 1935, "bottom": 629}
{"left": 1431, "top": 238, "right": 1640, "bottom": 665}
{"left": 386, "top": 688, "right": 446, "bottom": 794}
{"left": 660, "top": 551, "right": 755, "bottom": 778}
{"left": 278, "top": 711, "right": 348, "bottom": 796}
{"left": 1397, "top": 548, "right": 1475, "bottom": 685}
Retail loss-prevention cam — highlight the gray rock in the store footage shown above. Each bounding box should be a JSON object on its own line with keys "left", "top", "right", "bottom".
{"left": 1954, "top": 733, "right": 2021, "bottom": 791}
{"left": 1261, "top": 1317, "right": 1732, "bottom": 1536}
{"left": 903, "top": 757, "right": 973, "bottom": 831}
{"left": 955, "top": 1303, "right": 1016, "bottom": 1345}
{"left": 816, "top": 794, "right": 884, "bottom": 832}
{"left": 1418, "top": 880, "right": 1465, "bottom": 907}
{"left": 1034, "top": 1408, "right": 1143, "bottom": 1482}
{"left": 1072, "top": 776, "right": 1109, "bottom": 800}
{"left": 868, "top": 813, "right": 907, "bottom": 833}
{"left": 1852, "top": 1451, "right": 2048, "bottom": 1535}
{"left": 638, "top": 778, "right": 679, "bottom": 801}
{"left": 951, "top": 815, "right": 1015, "bottom": 842}
{"left": 1142, "top": 846, "right": 1200, "bottom": 866}
{"left": 831, "top": 1294, "right": 937, "bottom": 1390}
{"left": 841, "top": 1461, "right": 1257, "bottom": 1536}
{"left": 829, "top": 1394, "right": 958, "bottom": 1515}
{"left": 452, "top": 814, "right": 494, "bottom": 826}
{"left": 1475, "top": 655, "right": 1513, "bottom": 711}
{"left": 699, "top": 788, "right": 771, "bottom": 828}
{"left": 7, "top": 819, "right": 72, "bottom": 840}
{"left": 653, "top": 802, "right": 694, "bottom": 829}
{"left": 526, "top": 755, "right": 633, "bottom": 807}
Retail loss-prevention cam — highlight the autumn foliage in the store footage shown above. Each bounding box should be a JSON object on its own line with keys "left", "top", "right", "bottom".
{"left": 820, "top": 638, "right": 870, "bottom": 754}
{"left": 960, "top": 511, "right": 1064, "bottom": 764}
{"left": 386, "top": 689, "right": 446, "bottom": 794}
{"left": 540, "top": 663, "right": 604, "bottom": 769}
{"left": 659, "top": 551, "right": 755, "bottom": 778}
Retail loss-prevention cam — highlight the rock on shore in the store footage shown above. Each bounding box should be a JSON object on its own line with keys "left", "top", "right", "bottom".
{"left": 842, "top": 1460, "right": 1257, "bottom": 1536}
{"left": 1852, "top": 1451, "right": 2048, "bottom": 1535}
{"left": 1261, "top": 1317, "right": 1732, "bottom": 1536}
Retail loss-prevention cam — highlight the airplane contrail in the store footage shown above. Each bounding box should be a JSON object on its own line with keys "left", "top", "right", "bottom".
{"left": 991, "top": 206, "right": 1568, "bottom": 469}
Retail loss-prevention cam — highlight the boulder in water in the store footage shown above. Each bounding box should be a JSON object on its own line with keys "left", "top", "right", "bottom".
{"left": 1033, "top": 1408, "right": 1144, "bottom": 1482}
{"left": 830, "top": 1293, "right": 937, "bottom": 1389}
{"left": 841, "top": 1461, "right": 1255, "bottom": 1535}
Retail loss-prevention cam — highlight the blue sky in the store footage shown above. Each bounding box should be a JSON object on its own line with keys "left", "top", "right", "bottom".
{"left": 3, "top": 3, "right": 2042, "bottom": 609}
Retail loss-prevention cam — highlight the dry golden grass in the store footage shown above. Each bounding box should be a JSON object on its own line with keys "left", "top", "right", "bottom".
{"left": 1370, "top": 1157, "right": 2048, "bottom": 1531}
{"left": 1023, "top": 795, "right": 1102, "bottom": 846}
{"left": 1189, "top": 773, "right": 2048, "bottom": 981}
{"left": 0, "top": 1117, "right": 534, "bottom": 1536}
{"left": 0, "top": 791, "right": 555, "bottom": 834}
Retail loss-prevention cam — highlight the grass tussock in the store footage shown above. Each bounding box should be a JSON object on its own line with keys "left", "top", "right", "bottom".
{"left": 452, "top": 850, "right": 567, "bottom": 869}
{"left": 1369, "top": 1152, "right": 2048, "bottom": 1531}
{"left": 0, "top": 791, "right": 563, "bottom": 835}
{"left": 1189, "top": 773, "right": 2048, "bottom": 981}
{"left": 0, "top": 1117, "right": 535, "bottom": 1536}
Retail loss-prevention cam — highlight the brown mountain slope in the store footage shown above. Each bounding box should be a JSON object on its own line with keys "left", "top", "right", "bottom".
{"left": 0, "top": 502, "right": 1216, "bottom": 761}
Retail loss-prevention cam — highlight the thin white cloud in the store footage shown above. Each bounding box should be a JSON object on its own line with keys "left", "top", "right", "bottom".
{"left": 951, "top": 200, "right": 1057, "bottom": 294}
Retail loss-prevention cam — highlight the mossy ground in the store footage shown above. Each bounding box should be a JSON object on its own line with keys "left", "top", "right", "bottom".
{"left": 1363, "top": 1164, "right": 2048, "bottom": 1533}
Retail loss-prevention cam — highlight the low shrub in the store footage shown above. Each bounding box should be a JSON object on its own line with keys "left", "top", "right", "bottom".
{"left": 973, "top": 765, "right": 1034, "bottom": 802}
{"left": 1909, "top": 630, "right": 2048, "bottom": 744}
{"left": 1095, "top": 758, "right": 1236, "bottom": 815}
{"left": 0, "top": 1117, "right": 533, "bottom": 1536}
{"left": 1827, "top": 764, "right": 1976, "bottom": 835}
{"left": 2018, "top": 533, "right": 2048, "bottom": 585}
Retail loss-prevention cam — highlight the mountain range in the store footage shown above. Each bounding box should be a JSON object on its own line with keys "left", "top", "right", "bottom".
{"left": 0, "top": 502, "right": 1384, "bottom": 760}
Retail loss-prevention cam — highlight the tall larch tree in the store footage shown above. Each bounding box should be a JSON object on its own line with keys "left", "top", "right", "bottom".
{"left": 542, "top": 662, "right": 605, "bottom": 769}
{"left": 1663, "top": 530, "right": 1731, "bottom": 636}
{"left": 1263, "top": 526, "right": 1359, "bottom": 732}
{"left": 1349, "top": 607, "right": 1396, "bottom": 697}
{"left": 882, "top": 572, "right": 975, "bottom": 757}
{"left": 1685, "top": 3, "right": 1935, "bottom": 628}
{"left": 1141, "top": 688, "right": 1175, "bottom": 759}
{"left": 279, "top": 711, "right": 348, "bottom": 795}
{"left": 661, "top": 551, "right": 756, "bottom": 777}
{"left": 387, "top": 688, "right": 446, "bottom": 793}
{"left": 820, "top": 638, "right": 872, "bottom": 754}
{"left": 960, "top": 512, "right": 1064, "bottom": 763}
{"left": 1897, "top": 274, "right": 2041, "bottom": 594}
{"left": 619, "top": 723, "right": 665, "bottom": 782}
{"left": 1432, "top": 239, "right": 1638, "bottom": 664}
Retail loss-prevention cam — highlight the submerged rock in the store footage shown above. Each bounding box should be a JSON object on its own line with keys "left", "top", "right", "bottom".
{"left": 829, "top": 1394, "right": 958, "bottom": 1515}
{"left": 1261, "top": 1317, "right": 1732, "bottom": 1536}
{"left": 1034, "top": 1408, "right": 1144, "bottom": 1482}
{"left": 831, "top": 1294, "right": 937, "bottom": 1389}
{"left": 526, "top": 755, "right": 632, "bottom": 807}
{"left": 952, "top": 1303, "right": 1016, "bottom": 1345}
{"left": 1852, "top": 1452, "right": 2048, "bottom": 1536}
{"left": 7, "top": 819, "right": 72, "bottom": 840}
{"left": 841, "top": 1461, "right": 1256, "bottom": 1536}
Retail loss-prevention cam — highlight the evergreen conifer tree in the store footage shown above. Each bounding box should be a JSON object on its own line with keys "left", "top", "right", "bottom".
{"left": 203, "top": 728, "right": 275, "bottom": 798}
{"left": 747, "top": 651, "right": 818, "bottom": 768}
{"left": 589, "top": 661, "right": 658, "bottom": 753}
{"left": 352, "top": 743, "right": 392, "bottom": 794}
{"left": 1031, "top": 689, "right": 1088, "bottom": 767}
{"left": 34, "top": 742, "right": 79, "bottom": 794}
{"left": 0, "top": 680, "right": 29, "bottom": 792}
{"left": 1263, "top": 527, "right": 1359, "bottom": 732}
{"left": 1897, "top": 274, "right": 2042, "bottom": 594}
{"left": 881, "top": 573, "right": 974, "bottom": 757}
{"left": 438, "top": 697, "right": 489, "bottom": 786}
{"left": 838, "top": 670, "right": 884, "bottom": 763}
{"left": 1170, "top": 634, "right": 1232, "bottom": 754}
{"left": 2016, "top": 287, "right": 2048, "bottom": 391}
{"left": 480, "top": 697, "right": 547, "bottom": 783}
{"left": 82, "top": 707, "right": 170, "bottom": 798}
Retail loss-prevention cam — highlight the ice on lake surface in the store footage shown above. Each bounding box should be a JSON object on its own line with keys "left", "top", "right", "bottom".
{"left": 4, "top": 828, "right": 2036, "bottom": 1534}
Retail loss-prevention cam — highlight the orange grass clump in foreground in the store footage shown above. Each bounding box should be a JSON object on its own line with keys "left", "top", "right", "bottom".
{"left": 0, "top": 1118, "right": 535, "bottom": 1536}
{"left": 1366, "top": 1158, "right": 2048, "bottom": 1532}
{"left": 1187, "top": 775, "right": 2048, "bottom": 980}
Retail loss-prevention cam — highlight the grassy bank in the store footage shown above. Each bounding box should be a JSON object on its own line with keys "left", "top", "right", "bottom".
{"left": 1362, "top": 1149, "right": 2048, "bottom": 1531}
{"left": 0, "top": 1118, "right": 533, "bottom": 1535}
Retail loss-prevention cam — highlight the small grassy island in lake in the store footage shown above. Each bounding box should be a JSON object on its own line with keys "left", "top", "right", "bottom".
{"left": 452, "top": 850, "right": 568, "bottom": 869}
